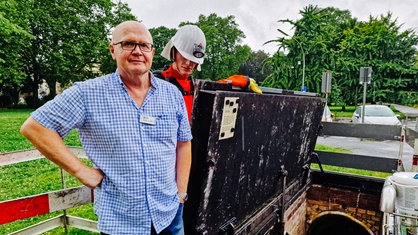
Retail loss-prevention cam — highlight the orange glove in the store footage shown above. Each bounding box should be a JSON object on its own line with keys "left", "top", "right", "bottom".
{"left": 218, "top": 75, "right": 262, "bottom": 94}
{"left": 218, "top": 75, "right": 250, "bottom": 87}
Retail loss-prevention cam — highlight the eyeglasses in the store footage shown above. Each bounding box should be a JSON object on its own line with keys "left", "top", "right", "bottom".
{"left": 113, "top": 41, "right": 154, "bottom": 52}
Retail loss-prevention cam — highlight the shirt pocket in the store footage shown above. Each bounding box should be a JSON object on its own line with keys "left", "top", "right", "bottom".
{"left": 143, "top": 107, "right": 179, "bottom": 141}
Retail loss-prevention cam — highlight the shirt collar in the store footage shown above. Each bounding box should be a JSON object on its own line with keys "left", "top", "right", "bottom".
{"left": 149, "top": 72, "right": 158, "bottom": 90}
{"left": 114, "top": 69, "right": 157, "bottom": 91}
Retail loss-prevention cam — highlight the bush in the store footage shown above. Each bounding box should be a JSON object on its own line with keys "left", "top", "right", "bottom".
{"left": 397, "top": 91, "right": 418, "bottom": 105}
{"left": 0, "top": 95, "right": 13, "bottom": 108}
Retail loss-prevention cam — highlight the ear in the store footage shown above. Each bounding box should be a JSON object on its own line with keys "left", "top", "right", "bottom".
{"left": 109, "top": 44, "right": 116, "bottom": 60}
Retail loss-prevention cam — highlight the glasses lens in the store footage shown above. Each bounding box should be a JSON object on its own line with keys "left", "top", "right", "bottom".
{"left": 121, "top": 41, "right": 135, "bottom": 50}
{"left": 139, "top": 43, "right": 153, "bottom": 52}
{"left": 117, "top": 42, "right": 153, "bottom": 52}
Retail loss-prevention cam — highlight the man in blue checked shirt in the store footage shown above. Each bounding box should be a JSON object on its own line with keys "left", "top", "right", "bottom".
{"left": 20, "top": 21, "right": 192, "bottom": 235}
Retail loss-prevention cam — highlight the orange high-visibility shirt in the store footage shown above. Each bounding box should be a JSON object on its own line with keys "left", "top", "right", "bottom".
{"left": 162, "top": 65, "right": 194, "bottom": 121}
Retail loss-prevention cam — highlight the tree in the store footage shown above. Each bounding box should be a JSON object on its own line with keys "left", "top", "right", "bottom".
{"left": 184, "top": 14, "right": 251, "bottom": 80}
{"left": 338, "top": 14, "right": 418, "bottom": 104}
{"left": 261, "top": 50, "right": 298, "bottom": 90}
{"left": 0, "top": 0, "right": 136, "bottom": 107}
{"left": 264, "top": 5, "right": 418, "bottom": 105}
{"left": 149, "top": 26, "right": 177, "bottom": 71}
{"left": 239, "top": 50, "right": 272, "bottom": 83}
{"left": 0, "top": 1, "right": 33, "bottom": 106}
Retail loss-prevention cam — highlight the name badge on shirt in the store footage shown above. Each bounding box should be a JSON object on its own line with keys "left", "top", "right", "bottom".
{"left": 140, "top": 115, "right": 156, "bottom": 125}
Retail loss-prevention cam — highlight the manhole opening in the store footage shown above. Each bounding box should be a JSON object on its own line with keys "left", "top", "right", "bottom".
{"left": 308, "top": 213, "right": 372, "bottom": 235}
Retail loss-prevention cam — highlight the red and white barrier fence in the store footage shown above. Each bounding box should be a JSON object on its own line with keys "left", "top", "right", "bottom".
{"left": 0, "top": 147, "right": 98, "bottom": 234}
{"left": 0, "top": 186, "right": 93, "bottom": 225}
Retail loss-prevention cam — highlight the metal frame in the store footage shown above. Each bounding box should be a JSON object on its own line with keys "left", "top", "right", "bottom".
{"left": 8, "top": 215, "right": 98, "bottom": 235}
{"left": 381, "top": 212, "right": 418, "bottom": 235}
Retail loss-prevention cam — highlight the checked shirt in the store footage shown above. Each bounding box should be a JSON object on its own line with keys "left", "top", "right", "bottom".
{"left": 31, "top": 70, "right": 192, "bottom": 234}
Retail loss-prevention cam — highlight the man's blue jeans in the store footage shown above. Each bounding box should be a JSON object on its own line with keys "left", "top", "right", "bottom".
{"left": 101, "top": 203, "right": 185, "bottom": 235}
{"left": 151, "top": 203, "right": 185, "bottom": 235}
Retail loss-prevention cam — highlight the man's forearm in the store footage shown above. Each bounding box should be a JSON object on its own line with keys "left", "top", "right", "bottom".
{"left": 20, "top": 117, "right": 103, "bottom": 188}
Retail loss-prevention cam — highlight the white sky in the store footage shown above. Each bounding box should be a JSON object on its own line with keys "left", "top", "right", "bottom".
{"left": 123, "top": 0, "right": 418, "bottom": 55}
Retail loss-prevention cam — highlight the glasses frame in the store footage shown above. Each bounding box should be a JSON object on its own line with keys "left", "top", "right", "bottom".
{"left": 113, "top": 41, "right": 154, "bottom": 52}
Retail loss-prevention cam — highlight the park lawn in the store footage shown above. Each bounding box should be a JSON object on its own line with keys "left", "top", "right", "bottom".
{"left": 328, "top": 104, "right": 405, "bottom": 119}
{"left": 0, "top": 109, "right": 95, "bottom": 234}
{"left": 0, "top": 109, "right": 82, "bottom": 153}
{"left": 328, "top": 105, "right": 356, "bottom": 118}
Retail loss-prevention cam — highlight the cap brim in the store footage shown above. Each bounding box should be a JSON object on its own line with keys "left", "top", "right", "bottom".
{"left": 161, "top": 40, "right": 174, "bottom": 61}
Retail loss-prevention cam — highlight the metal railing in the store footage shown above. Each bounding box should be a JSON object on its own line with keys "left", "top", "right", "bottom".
{"left": 314, "top": 122, "right": 418, "bottom": 173}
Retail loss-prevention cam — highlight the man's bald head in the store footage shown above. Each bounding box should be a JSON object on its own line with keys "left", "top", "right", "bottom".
{"left": 109, "top": 20, "right": 155, "bottom": 80}
{"left": 111, "top": 21, "right": 153, "bottom": 45}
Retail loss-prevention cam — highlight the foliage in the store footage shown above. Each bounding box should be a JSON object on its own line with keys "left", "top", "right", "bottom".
{"left": 149, "top": 26, "right": 177, "bottom": 71}
{"left": 261, "top": 51, "right": 296, "bottom": 90}
{"left": 397, "top": 91, "right": 418, "bottom": 106}
{"left": 338, "top": 14, "right": 418, "bottom": 105}
{"left": 2, "top": 2, "right": 418, "bottom": 107}
{"left": 0, "top": 1, "right": 34, "bottom": 107}
{"left": 0, "top": 0, "right": 137, "bottom": 107}
{"left": 239, "top": 50, "right": 272, "bottom": 83}
{"left": 263, "top": 5, "right": 418, "bottom": 105}
{"left": 190, "top": 14, "right": 251, "bottom": 80}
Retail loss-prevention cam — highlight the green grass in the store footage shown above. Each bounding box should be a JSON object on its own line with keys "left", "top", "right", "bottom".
{"left": 328, "top": 105, "right": 356, "bottom": 118}
{"left": 0, "top": 109, "right": 95, "bottom": 234}
{"left": 0, "top": 109, "right": 82, "bottom": 153}
{"left": 312, "top": 143, "right": 391, "bottom": 178}
{"left": 317, "top": 103, "right": 406, "bottom": 178}
{"left": 315, "top": 141, "right": 392, "bottom": 178}
{"left": 310, "top": 163, "right": 392, "bottom": 178}
{"left": 328, "top": 104, "right": 405, "bottom": 119}
{"left": 315, "top": 143, "right": 351, "bottom": 153}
